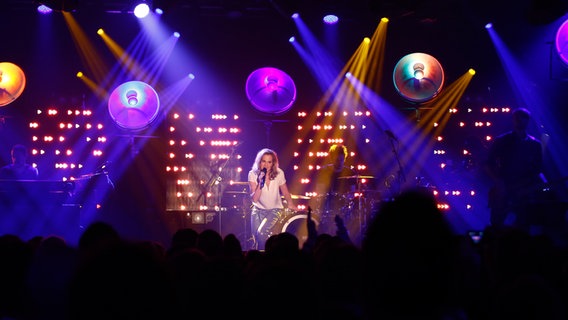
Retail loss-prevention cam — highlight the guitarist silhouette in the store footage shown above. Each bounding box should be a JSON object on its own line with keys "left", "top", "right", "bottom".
{"left": 484, "top": 108, "right": 548, "bottom": 231}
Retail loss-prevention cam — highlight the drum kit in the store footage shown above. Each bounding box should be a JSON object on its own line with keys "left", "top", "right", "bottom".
{"left": 307, "top": 175, "right": 381, "bottom": 240}
{"left": 221, "top": 175, "right": 382, "bottom": 248}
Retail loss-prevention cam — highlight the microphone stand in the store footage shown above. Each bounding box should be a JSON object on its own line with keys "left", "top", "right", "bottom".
{"left": 195, "top": 145, "right": 238, "bottom": 235}
{"left": 388, "top": 135, "right": 406, "bottom": 197}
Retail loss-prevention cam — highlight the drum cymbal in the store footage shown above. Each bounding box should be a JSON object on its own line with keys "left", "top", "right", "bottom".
{"left": 337, "top": 175, "right": 375, "bottom": 179}
{"left": 230, "top": 181, "right": 249, "bottom": 185}
{"left": 225, "top": 191, "right": 248, "bottom": 194}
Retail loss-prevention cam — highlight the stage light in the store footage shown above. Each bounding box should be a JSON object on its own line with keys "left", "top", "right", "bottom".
{"left": 413, "top": 62, "right": 425, "bottom": 80}
{"left": 0, "top": 62, "right": 26, "bottom": 107}
{"left": 37, "top": 0, "right": 78, "bottom": 12}
{"left": 37, "top": 4, "right": 53, "bottom": 14}
{"left": 323, "top": 14, "right": 339, "bottom": 24}
{"left": 108, "top": 81, "right": 160, "bottom": 131}
{"left": 133, "top": 2, "right": 150, "bottom": 18}
{"left": 245, "top": 67, "right": 296, "bottom": 116}
{"left": 393, "top": 52, "right": 445, "bottom": 104}
{"left": 191, "top": 212, "right": 204, "bottom": 224}
{"left": 555, "top": 19, "right": 568, "bottom": 66}
{"left": 126, "top": 90, "right": 138, "bottom": 105}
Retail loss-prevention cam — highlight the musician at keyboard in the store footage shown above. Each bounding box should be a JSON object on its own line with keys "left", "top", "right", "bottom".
{"left": 0, "top": 144, "right": 39, "bottom": 180}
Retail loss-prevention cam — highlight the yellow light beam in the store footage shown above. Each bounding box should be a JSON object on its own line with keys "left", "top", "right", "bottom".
{"left": 399, "top": 70, "right": 476, "bottom": 173}
{"left": 98, "top": 29, "right": 150, "bottom": 83}
{"left": 76, "top": 71, "right": 107, "bottom": 100}
{"left": 62, "top": 12, "right": 108, "bottom": 84}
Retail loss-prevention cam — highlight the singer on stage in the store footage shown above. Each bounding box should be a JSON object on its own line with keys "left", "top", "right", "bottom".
{"left": 248, "top": 148, "right": 297, "bottom": 250}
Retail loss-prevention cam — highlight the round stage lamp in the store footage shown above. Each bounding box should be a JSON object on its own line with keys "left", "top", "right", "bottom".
{"left": 555, "top": 19, "right": 568, "bottom": 66}
{"left": 393, "top": 52, "right": 444, "bottom": 104}
{"left": 0, "top": 62, "right": 26, "bottom": 107}
{"left": 245, "top": 67, "right": 296, "bottom": 116}
{"left": 108, "top": 81, "right": 160, "bottom": 131}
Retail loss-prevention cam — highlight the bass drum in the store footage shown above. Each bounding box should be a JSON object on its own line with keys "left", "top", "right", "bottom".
{"left": 279, "top": 212, "right": 318, "bottom": 247}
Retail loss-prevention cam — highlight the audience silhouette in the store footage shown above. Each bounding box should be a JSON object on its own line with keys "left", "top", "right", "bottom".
{"left": 362, "top": 187, "right": 477, "bottom": 319}
{"left": 0, "top": 188, "right": 567, "bottom": 320}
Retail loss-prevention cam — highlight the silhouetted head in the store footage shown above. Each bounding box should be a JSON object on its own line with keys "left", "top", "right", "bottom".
{"left": 512, "top": 108, "right": 531, "bottom": 135}
{"left": 10, "top": 144, "right": 28, "bottom": 165}
{"left": 196, "top": 229, "right": 224, "bottom": 257}
{"left": 362, "top": 187, "right": 459, "bottom": 318}
{"left": 170, "top": 228, "right": 198, "bottom": 250}
{"left": 78, "top": 221, "right": 121, "bottom": 254}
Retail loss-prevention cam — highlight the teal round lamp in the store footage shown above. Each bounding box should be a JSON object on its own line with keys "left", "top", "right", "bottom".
{"left": 393, "top": 52, "right": 444, "bottom": 104}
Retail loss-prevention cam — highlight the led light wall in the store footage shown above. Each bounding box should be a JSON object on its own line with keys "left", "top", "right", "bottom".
{"left": 165, "top": 111, "right": 243, "bottom": 212}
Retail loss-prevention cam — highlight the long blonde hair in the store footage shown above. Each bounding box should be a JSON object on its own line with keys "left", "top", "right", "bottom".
{"left": 252, "top": 148, "right": 279, "bottom": 180}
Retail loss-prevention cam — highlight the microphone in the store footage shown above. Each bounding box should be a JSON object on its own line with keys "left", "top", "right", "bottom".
{"left": 260, "top": 168, "right": 267, "bottom": 189}
{"left": 385, "top": 130, "right": 398, "bottom": 141}
{"left": 95, "top": 161, "right": 112, "bottom": 173}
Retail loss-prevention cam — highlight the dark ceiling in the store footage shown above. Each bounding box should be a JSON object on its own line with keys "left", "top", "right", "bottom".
{"left": 3, "top": 0, "right": 565, "bottom": 23}
{"left": 2, "top": 0, "right": 568, "bottom": 113}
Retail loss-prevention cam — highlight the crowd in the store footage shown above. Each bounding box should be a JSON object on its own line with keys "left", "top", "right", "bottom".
{"left": 1, "top": 187, "right": 568, "bottom": 320}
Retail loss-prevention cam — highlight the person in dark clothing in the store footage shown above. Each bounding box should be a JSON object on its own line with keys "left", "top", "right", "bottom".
{"left": 484, "top": 108, "right": 548, "bottom": 231}
{"left": 0, "top": 144, "right": 39, "bottom": 180}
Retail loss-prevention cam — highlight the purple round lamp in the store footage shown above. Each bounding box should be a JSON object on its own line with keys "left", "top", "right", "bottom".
{"left": 108, "top": 81, "right": 160, "bottom": 131}
{"left": 555, "top": 19, "right": 568, "bottom": 66}
{"left": 245, "top": 67, "right": 296, "bottom": 116}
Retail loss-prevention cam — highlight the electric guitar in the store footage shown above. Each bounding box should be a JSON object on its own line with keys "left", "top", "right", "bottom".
{"left": 488, "top": 176, "right": 568, "bottom": 210}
